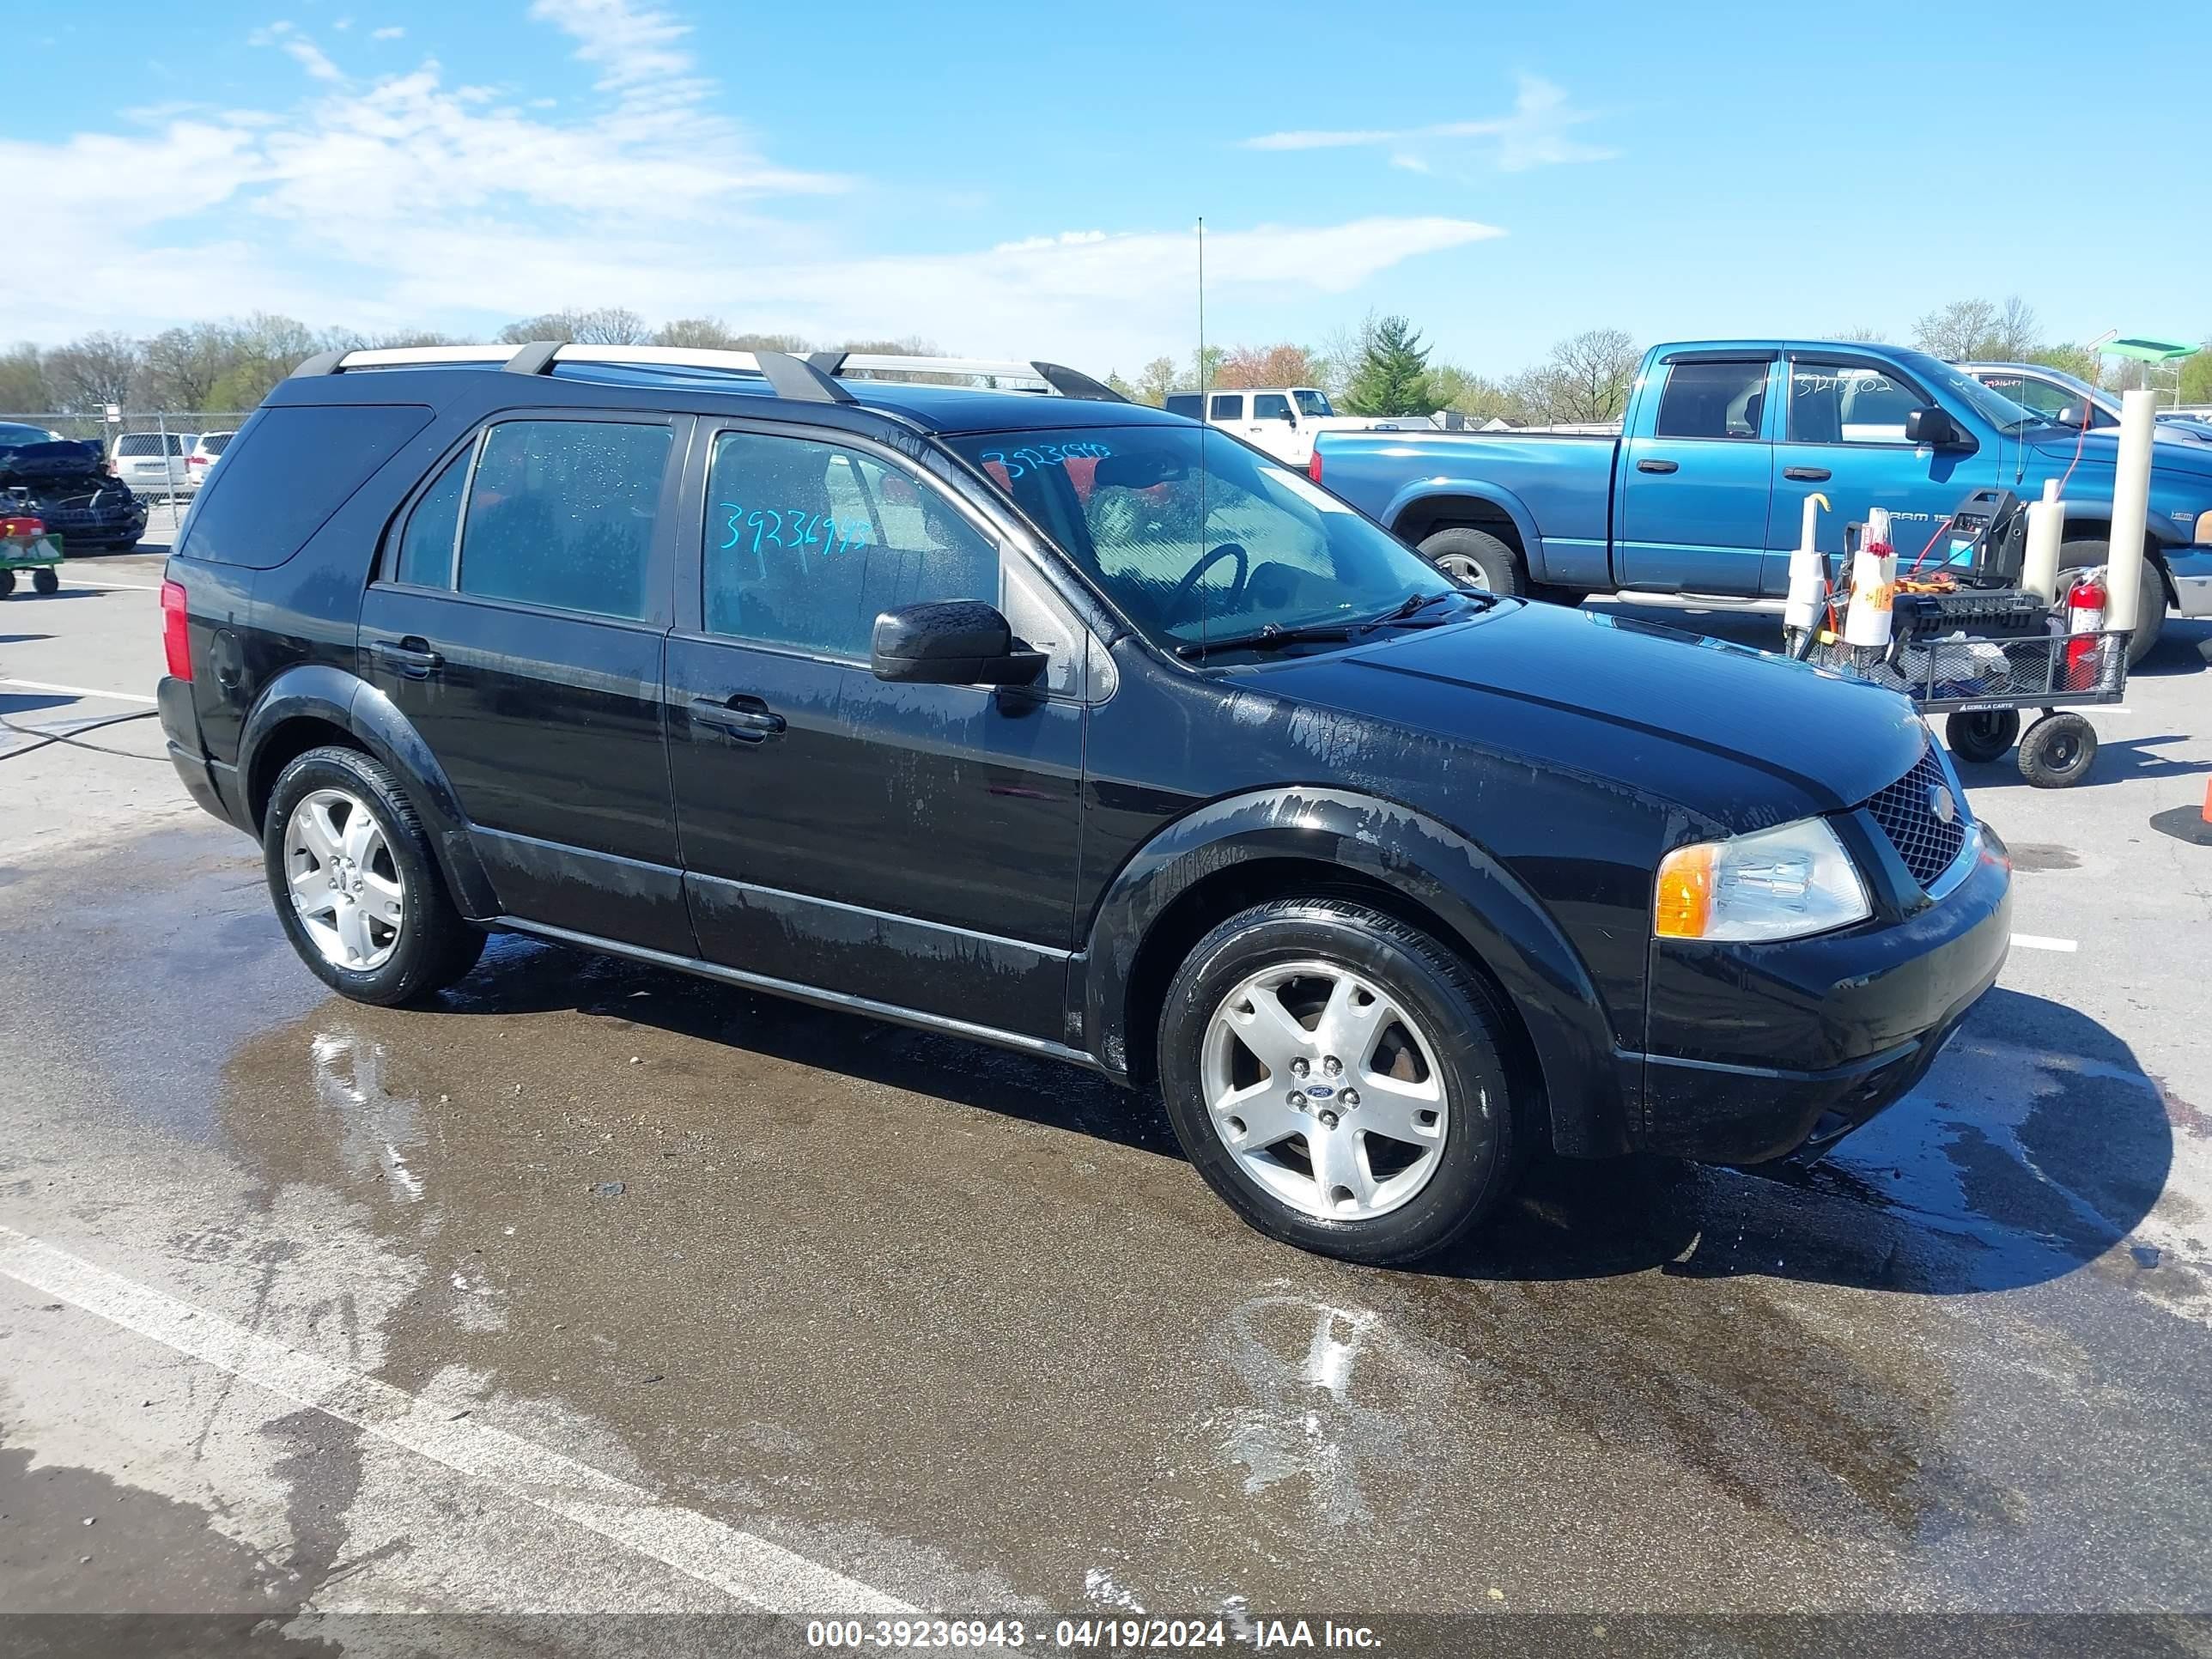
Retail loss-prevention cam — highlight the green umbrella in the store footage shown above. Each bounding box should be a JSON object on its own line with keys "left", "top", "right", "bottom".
{"left": 2101, "top": 337, "right": 2201, "bottom": 362}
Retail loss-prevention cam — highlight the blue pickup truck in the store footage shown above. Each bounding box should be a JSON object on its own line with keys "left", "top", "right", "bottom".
{"left": 1313, "top": 340, "right": 2212, "bottom": 662}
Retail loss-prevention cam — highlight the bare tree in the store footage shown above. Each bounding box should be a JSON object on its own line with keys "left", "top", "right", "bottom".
{"left": 1832, "top": 325, "right": 1892, "bottom": 343}
{"left": 1214, "top": 343, "right": 1329, "bottom": 390}
{"left": 499, "top": 307, "right": 653, "bottom": 346}
{"left": 1509, "top": 328, "right": 1639, "bottom": 423}
{"left": 44, "top": 332, "right": 143, "bottom": 410}
{"left": 0, "top": 343, "right": 50, "bottom": 410}
{"left": 1133, "top": 356, "right": 1178, "bottom": 407}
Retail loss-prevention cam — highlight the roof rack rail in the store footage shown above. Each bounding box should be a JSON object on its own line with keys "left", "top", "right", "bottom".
{"left": 288, "top": 342, "right": 1116, "bottom": 404}
{"left": 807, "top": 352, "right": 1127, "bottom": 403}
{"left": 287, "top": 341, "right": 854, "bottom": 404}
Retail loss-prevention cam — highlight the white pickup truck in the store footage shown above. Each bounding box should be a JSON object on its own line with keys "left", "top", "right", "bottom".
{"left": 1163, "top": 386, "right": 1421, "bottom": 466}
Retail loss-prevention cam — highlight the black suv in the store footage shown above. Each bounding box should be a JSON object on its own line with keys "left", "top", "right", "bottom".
{"left": 157, "top": 343, "right": 2012, "bottom": 1264}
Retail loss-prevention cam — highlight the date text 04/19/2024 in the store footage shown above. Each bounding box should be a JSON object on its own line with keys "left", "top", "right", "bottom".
{"left": 804, "top": 1618, "right": 1383, "bottom": 1650}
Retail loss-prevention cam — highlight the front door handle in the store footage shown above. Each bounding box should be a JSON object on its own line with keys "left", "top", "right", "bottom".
{"left": 373, "top": 637, "right": 444, "bottom": 679}
{"left": 1636, "top": 459, "right": 1680, "bottom": 474}
{"left": 689, "top": 694, "right": 787, "bottom": 744}
{"left": 1784, "top": 465, "right": 1832, "bottom": 482}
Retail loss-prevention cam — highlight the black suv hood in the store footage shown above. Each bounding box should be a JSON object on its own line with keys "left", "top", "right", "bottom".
{"left": 1243, "top": 601, "right": 1928, "bottom": 835}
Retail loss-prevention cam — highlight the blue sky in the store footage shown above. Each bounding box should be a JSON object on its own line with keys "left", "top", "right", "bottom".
{"left": 4, "top": 0, "right": 2206, "bottom": 379}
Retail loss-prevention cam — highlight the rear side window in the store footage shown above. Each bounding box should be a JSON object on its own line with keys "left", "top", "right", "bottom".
{"left": 1655, "top": 361, "right": 1769, "bottom": 441}
{"left": 1164, "top": 394, "right": 1202, "bottom": 418}
{"left": 392, "top": 449, "right": 471, "bottom": 588}
{"left": 179, "top": 404, "right": 433, "bottom": 568}
{"left": 456, "top": 420, "right": 671, "bottom": 620}
{"left": 1209, "top": 393, "right": 1244, "bottom": 421}
{"left": 115, "top": 434, "right": 181, "bottom": 456}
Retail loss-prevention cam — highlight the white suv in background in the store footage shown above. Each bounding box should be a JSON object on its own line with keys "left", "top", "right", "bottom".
{"left": 1162, "top": 386, "right": 1422, "bottom": 466}
{"left": 108, "top": 431, "right": 199, "bottom": 492}
{"left": 186, "top": 430, "right": 235, "bottom": 486}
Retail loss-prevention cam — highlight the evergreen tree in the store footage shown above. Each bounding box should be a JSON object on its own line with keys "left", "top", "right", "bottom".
{"left": 1344, "top": 315, "right": 1437, "bottom": 416}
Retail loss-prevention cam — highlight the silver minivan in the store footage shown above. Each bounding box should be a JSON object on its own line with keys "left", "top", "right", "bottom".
{"left": 108, "top": 431, "right": 199, "bottom": 492}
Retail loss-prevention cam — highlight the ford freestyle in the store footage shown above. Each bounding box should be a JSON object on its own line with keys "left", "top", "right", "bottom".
{"left": 156, "top": 343, "right": 2013, "bottom": 1265}
{"left": 1313, "top": 339, "right": 2212, "bottom": 665}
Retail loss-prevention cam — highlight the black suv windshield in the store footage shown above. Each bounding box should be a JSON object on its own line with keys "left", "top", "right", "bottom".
{"left": 947, "top": 425, "right": 1445, "bottom": 650}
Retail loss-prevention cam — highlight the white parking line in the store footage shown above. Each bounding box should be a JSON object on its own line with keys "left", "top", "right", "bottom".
{"left": 2010, "top": 933, "right": 2080, "bottom": 953}
{"left": 0, "top": 1226, "right": 913, "bottom": 1616}
{"left": 0, "top": 678, "right": 158, "bottom": 705}
{"left": 58, "top": 576, "right": 161, "bottom": 592}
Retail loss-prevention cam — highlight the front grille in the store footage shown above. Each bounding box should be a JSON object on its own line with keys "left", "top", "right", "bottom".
{"left": 1859, "top": 745, "right": 1969, "bottom": 889}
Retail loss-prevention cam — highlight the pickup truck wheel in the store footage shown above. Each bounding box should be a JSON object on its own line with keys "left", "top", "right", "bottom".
{"left": 2058, "top": 538, "right": 2164, "bottom": 665}
{"left": 1157, "top": 897, "right": 1527, "bottom": 1265}
{"left": 264, "top": 745, "right": 486, "bottom": 1006}
{"left": 1419, "top": 526, "right": 1523, "bottom": 597}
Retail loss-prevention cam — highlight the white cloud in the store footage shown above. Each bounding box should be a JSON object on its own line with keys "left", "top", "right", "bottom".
{"left": 371, "top": 26, "right": 405, "bottom": 40}
{"left": 1244, "top": 75, "right": 1614, "bottom": 173}
{"left": 0, "top": 2, "right": 1504, "bottom": 369}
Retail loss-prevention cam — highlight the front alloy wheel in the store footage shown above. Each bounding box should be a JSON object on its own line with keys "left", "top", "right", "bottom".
{"left": 283, "top": 787, "right": 406, "bottom": 970}
{"left": 1200, "top": 960, "right": 1447, "bottom": 1219}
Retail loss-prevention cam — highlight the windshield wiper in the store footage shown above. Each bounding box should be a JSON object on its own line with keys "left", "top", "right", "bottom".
{"left": 1364, "top": 589, "right": 1462, "bottom": 627}
{"left": 1174, "top": 620, "right": 1356, "bottom": 659}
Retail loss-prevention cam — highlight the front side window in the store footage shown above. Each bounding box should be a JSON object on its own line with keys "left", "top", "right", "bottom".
{"left": 1252, "top": 393, "right": 1293, "bottom": 422}
{"left": 702, "top": 431, "right": 1001, "bottom": 659}
{"left": 1788, "top": 362, "right": 1926, "bottom": 445}
{"left": 455, "top": 419, "right": 671, "bottom": 620}
{"left": 1655, "top": 361, "right": 1769, "bottom": 441}
{"left": 1292, "top": 390, "right": 1334, "bottom": 418}
{"left": 948, "top": 426, "right": 1446, "bottom": 650}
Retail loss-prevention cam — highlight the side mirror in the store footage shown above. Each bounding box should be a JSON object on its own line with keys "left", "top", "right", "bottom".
{"left": 1279, "top": 408, "right": 1297, "bottom": 424}
{"left": 872, "top": 600, "right": 1046, "bottom": 687}
{"left": 1904, "top": 405, "right": 1969, "bottom": 449}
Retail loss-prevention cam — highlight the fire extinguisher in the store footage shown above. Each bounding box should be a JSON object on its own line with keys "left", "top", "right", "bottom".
{"left": 2064, "top": 568, "right": 2106, "bottom": 690}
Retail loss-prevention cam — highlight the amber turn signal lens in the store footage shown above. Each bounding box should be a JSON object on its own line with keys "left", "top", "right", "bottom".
{"left": 1654, "top": 843, "right": 1716, "bottom": 939}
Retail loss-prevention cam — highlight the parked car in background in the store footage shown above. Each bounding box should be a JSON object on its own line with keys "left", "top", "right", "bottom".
{"left": 109, "top": 431, "right": 199, "bottom": 493}
{"left": 1314, "top": 339, "right": 2212, "bottom": 663}
{"left": 1, "top": 431, "right": 148, "bottom": 551}
{"left": 1956, "top": 362, "right": 2212, "bottom": 446}
{"left": 156, "top": 341, "right": 2011, "bottom": 1266}
{"left": 186, "top": 430, "right": 236, "bottom": 485}
{"left": 1163, "top": 386, "right": 1406, "bottom": 467}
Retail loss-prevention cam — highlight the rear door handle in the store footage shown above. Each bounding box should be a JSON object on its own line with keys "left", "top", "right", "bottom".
{"left": 1784, "top": 466, "right": 1832, "bottom": 482}
{"left": 1636, "top": 459, "right": 1679, "bottom": 474}
{"left": 372, "top": 637, "right": 444, "bottom": 679}
{"left": 689, "top": 694, "right": 787, "bottom": 743}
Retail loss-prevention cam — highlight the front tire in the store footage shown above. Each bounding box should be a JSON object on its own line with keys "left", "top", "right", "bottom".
{"left": 1157, "top": 898, "right": 1528, "bottom": 1265}
{"left": 1419, "top": 526, "right": 1524, "bottom": 597}
{"left": 32, "top": 567, "right": 59, "bottom": 595}
{"left": 1945, "top": 708, "right": 2021, "bottom": 764}
{"left": 264, "top": 745, "right": 485, "bottom": 1005}
{"left": 2017, "top": 711, "right": 2098, "bottom": 788}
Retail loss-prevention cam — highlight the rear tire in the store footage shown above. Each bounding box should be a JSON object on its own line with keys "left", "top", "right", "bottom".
{"left": 2058, "top": 538, "right": 2164, "bottom": 665}
{"left": 31, "top": 567, "right": 59, "bottom": 595}
{"left": 1419, "top": 526, "right": 1524, "bottom": 597}
{"left": 1156, "top": 897, "right": 1529, "bottom": 1265}
{"left": 264, "top": 745, "right": 485, "bottom": 1005}
{"left": 0, "top": 569, "right": 14, "bottom": 598}
{"left": 1945, "top": 708, "right": 2020, "bottom": 764}
{"left": 2017, "top": 711, "right": 2098, "bottom": 788}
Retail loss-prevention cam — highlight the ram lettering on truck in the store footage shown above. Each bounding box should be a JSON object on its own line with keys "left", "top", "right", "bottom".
{"left": 1313, "top": 339, "right": 2212, "bottom": 665}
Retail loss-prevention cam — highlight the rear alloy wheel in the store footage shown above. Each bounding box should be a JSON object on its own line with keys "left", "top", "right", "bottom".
{"left": 1419, "top": 526, "right": 1524, "bottom": 597}
{"left": 1158, "top": 897, "right": 1526, "bottom": 1264}
{"left": 264, "top": 745, "right": 485, "bottom": 1005}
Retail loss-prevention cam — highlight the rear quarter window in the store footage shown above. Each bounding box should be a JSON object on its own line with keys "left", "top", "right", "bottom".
{"left": 178, "top": 404, "right": 433, "bottom": 568}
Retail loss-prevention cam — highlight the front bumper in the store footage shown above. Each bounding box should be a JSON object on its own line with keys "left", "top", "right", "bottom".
{"left": 1632, "top": 822, "right": 2012, "bottom": 1164}
{"left": 2167, "top": 545, "right": 2212, "bottom": 618}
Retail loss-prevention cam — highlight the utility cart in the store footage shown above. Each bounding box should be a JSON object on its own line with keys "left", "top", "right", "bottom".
{"left": 1786, "top": 507, "right": 2127, "bottom": 788}
{"left": 0, "top": 512, "right": 62, "bottom": 598}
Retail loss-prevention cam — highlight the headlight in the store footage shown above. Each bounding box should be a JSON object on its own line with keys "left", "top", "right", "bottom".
{"left": 1654, "top": 817, "right": 1870, "bottom": 942}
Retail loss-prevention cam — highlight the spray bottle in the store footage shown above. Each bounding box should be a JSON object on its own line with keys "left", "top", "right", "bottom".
{"left": 1842, "top": 507, "right": 1898, "bottom": 652}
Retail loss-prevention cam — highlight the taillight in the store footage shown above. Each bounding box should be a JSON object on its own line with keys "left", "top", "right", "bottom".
{"left": 161, "top": 579, "right": 191, "bottom": 680}
{"left": 1308, "top": 447, "right": 1324, "bottom": 483}
{"left": 187, "top": 454, "right": 207, "bottom": 467}
{"left": 0, "top": 515, "right": 44, "bottom": 538}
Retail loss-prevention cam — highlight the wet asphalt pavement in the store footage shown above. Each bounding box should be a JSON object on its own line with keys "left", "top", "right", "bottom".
{"left": 3, "top": 564, "right": 2211, "bottom": 1647}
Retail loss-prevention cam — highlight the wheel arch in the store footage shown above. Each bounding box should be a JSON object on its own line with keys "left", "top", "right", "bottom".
{"left": 2057, "top": 517, "right": 2178, "bottom": 603}
{"left": 239, "top": 665, "right": 499, "bottom": 918}
{"left": 1083, "top": 787, "right": 1635, "bottom": 1158}
{"left": 1387, "top": 485, "right": 1538, "bottom": 562}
